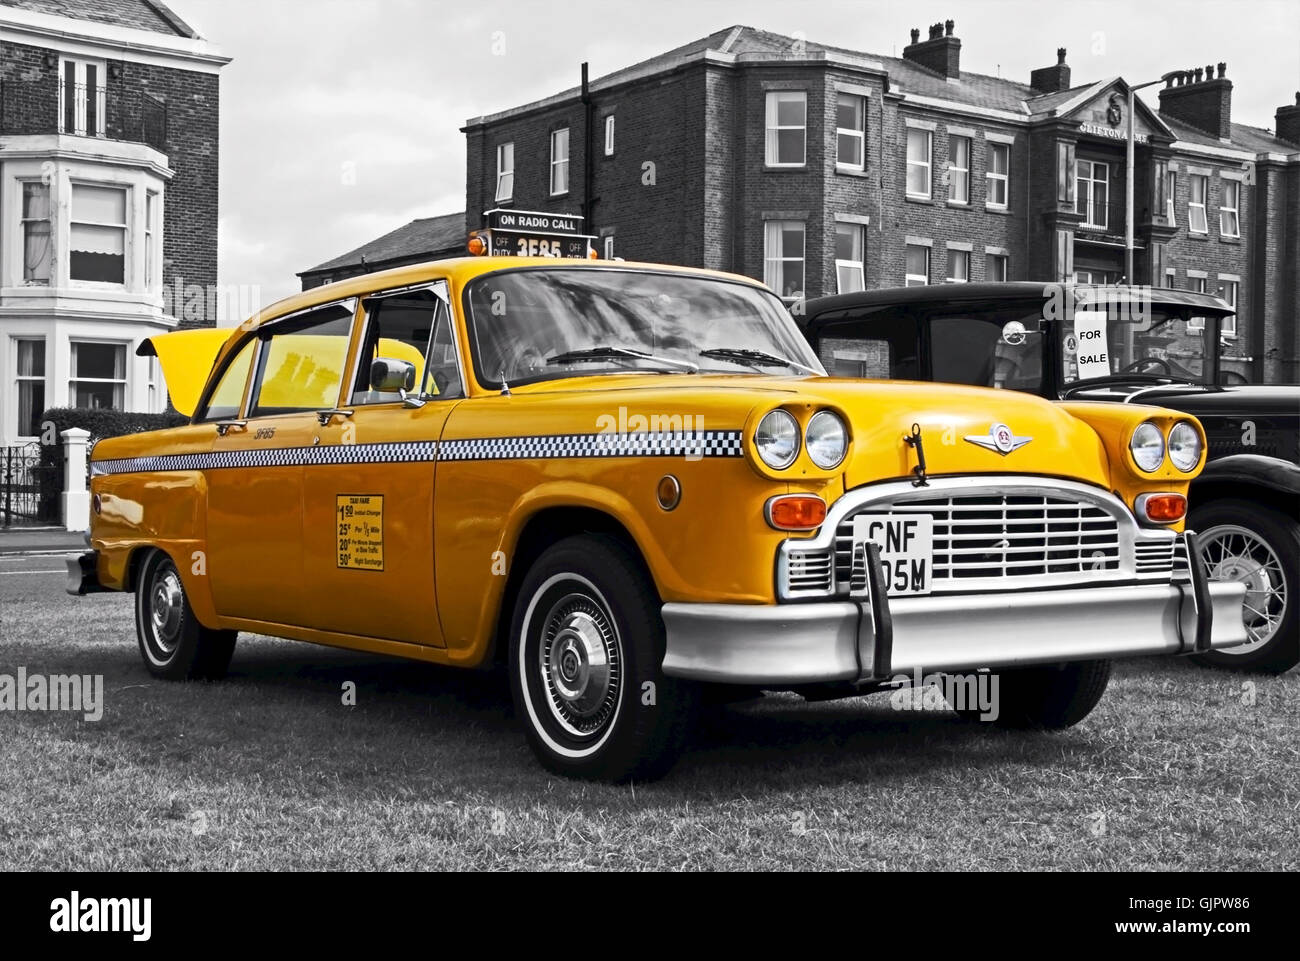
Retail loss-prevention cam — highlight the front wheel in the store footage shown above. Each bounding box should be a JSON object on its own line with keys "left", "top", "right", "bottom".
{"left": 951, "top": 660, "right": 1111, "bottom": 729}
{"left": 508, "top": 534, "right": 698, "bottom": 781}
{"left": 134, "top": 550, "right": 237, "bottom": 681}
{"left": 1189, "top": 499, "right": 1298, "bottom": 674}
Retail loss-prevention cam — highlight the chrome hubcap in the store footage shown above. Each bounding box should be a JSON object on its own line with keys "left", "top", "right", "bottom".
{"left": 1199, "top": 524, "right": 1287, "bottom": 653}
{"left": 538, "top": 593, "right": 620, "bottom": 737}
{"left": 150, "top": 569, "right": 185, "bottom": 654}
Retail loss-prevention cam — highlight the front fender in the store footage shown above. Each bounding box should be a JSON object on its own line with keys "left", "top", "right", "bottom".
{"left": 1194, "top": 454, "right": 1300, "bottom": 497}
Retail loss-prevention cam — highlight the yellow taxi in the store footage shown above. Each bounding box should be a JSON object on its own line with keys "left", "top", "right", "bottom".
{"left": 68, "top": 256, "right": 1247, "bottom": 780}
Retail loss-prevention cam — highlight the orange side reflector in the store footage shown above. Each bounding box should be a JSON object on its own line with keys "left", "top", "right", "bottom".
{"left": 1142, "top": 493, "right": 1187, "bottom": 523}
{"left": 767, "top": 495, "right": 827, "bottom": 531}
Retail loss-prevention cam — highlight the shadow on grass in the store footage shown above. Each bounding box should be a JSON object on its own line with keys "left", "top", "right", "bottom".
{"left": 7, "top": 632, "right": 1113, "bottom": 794}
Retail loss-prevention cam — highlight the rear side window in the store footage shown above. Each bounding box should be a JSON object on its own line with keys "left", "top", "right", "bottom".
{"left": 812, "top": 311, "right": 920, "bottom": 379}
{"left": 197, "top": 339, "right": 256, "bottom": 422}
{"left": 249, "top": 302, "right": 356, "bottom": 417}
{"left": 931, "top": 312, "right": 1044, "bottom": 391}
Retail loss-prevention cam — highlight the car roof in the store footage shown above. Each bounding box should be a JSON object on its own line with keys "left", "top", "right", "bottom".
{"left": 242, "top": 257, "right": 768, "bottom": 334}
{"left": 797, "top": 282, "right": 1234, "bottom": 327}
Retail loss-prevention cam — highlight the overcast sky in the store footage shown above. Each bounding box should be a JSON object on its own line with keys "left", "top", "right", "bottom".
{"left": 174, "top": 0, "right": 1300, "bottom": 321}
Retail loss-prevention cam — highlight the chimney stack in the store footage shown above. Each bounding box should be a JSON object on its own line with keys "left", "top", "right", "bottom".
{"left": 1030, "top": 47, "right": 1072, "bottom": 94}
{"left": 1158, "top": 63, "right": 1233, "bottom": 140}
{"left": 1276, "top": 92, "right": 1300, "bottom": 146}
{"left": 903, "top": 20, "right": 961, "bottom": 79}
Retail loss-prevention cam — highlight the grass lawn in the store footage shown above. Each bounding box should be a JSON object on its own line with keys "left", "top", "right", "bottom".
{"left": 2, "top": 568, "right": 1296, "bottom": 871}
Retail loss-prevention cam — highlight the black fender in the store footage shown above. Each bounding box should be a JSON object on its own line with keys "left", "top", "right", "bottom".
{"left": 1192, "top": 454, "right": 1300, "bottom": 497}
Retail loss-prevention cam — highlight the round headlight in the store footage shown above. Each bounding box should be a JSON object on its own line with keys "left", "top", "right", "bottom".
{"left": 1168, "top": 422, "right": 1202, "bottom": 472}
{"left": 754, "top": 409, "right": 800, "bottom": 469}
{"left": 806, "top": 410, "right": 848, "bottom": 469}
{"left": 1130, "top": 421, "right": 1165, "bottom": 473}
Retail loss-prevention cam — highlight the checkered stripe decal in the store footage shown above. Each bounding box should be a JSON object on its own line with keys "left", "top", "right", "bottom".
{"left": 92, "top": 441, "right": 440, "bottom": 476}
{"left": 91, "top": 432, "right": 743, "bottom": 476}
{"left": 439, "top": 431, "right": 743, "bottom": 461}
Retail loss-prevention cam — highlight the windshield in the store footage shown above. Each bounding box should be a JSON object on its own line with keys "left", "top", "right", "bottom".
{"left": 464, "top": 268, "right": 823, "bottom": 389}
{"left": 1061, "top": 307, "right": 1216, "bottom": 386}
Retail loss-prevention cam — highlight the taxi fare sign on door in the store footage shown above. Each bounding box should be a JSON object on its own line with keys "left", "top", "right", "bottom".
{"left": 337, "top": 494, "right": 384, "bottom": 571}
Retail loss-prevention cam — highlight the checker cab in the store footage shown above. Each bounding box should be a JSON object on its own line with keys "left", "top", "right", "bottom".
{"left": 69, "top": 258, "right": 1247, "bottom": 780}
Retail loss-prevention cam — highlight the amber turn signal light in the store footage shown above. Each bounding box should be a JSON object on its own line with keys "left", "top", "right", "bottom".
{"left": 467, "top": 233, "right": 488, "bottom": 256}
{"left": 1136, "top": 492, "right": 1187, "bottom": 524}
{"left": 766, "top": 494, "right": 827, "bottom": 531}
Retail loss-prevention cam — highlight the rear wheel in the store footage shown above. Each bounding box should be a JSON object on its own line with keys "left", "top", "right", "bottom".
{"left": 951, "top": 660, "right": 1111, "bottom": 729}
{"left": 508, "top": 534, "right": 698, "bottom": 781}
{"left": 134, "top": 550, "right": 236, "bottom": 681}
{"left": 1188, "top": 500, "right": 1297, "bottom": 674}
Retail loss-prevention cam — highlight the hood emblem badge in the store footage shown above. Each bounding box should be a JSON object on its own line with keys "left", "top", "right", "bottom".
{"left": 965, "top": 423, "right": 1033, "bottom": 456}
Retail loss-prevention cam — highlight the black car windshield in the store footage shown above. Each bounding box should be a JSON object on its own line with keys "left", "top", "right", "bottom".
{"left": 1061, "top": 307, "right": 1216, "bottom": 387}
{"left": 465, "top": 267, "right": 823, "bottom": 389}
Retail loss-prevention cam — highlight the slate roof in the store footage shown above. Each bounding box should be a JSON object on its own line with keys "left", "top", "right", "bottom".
{"left": 0, "top": 0, "right": 198, "bottom": 37}
{"left": 300, "top": 212, "right": 467, "bottom": 277}
{"left": 469, "top": 24, "right": 1294, "bottom": 154}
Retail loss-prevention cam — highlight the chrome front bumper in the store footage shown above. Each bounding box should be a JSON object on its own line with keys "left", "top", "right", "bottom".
{"left": 661, "top": 578, "right": 1248, "bottom": 685}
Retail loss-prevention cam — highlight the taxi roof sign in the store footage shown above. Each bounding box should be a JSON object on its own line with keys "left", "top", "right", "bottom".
{"left": 471, "top": 208, "right": 597, "bottom": 259}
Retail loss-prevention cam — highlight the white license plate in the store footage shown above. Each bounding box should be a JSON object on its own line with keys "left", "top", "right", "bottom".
{"left": 852, "top": 514, "right": 934, "bottom": 596}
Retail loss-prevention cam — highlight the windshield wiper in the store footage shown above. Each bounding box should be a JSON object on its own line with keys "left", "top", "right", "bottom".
{"left": 547, "top": 346, "right": 698, "bottom": 373}
{"left": 699, "top": 347, "right": 820, "bottom": 375}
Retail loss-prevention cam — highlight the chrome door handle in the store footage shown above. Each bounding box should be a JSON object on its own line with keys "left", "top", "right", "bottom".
{"left": 215, "top": 420, "right": 248, "bottom": 437}
{"left": 316, "top": 409, "right": 355, "bottom": 426}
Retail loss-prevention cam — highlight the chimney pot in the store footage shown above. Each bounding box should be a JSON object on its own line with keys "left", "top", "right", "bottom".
{"left": 1217, "top": 62, "right": 1226, "bottom": 79}
{"left": 1057, "top": 47, "right": 1067, "bottom": 64}
{"left": 910, "top": 27, "right": 920, "bottom": 43}
{"left": 945, "top": 19, "right": 954, "bottom": 36}
{"left": 1206, "top": 64, "right": 1214, "bottom": 80}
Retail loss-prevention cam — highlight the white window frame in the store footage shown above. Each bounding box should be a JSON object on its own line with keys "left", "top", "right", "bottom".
{"left": 59, "top": 57, "right": 107, "bottom": 138}
{"left": 1164, "top": 170, "right": 1177, "bottom": 224}
{"left": 603, "top": 235, "right": 615, "bottom": 260}
{"left": 68, "top": 340, "right": 128, "bottom": 410}
{"left": 69, "top": 181, "right": 130, "bottom": 288}
{"left": 1219, "top": 179, "right": 1240, "bottom": 238}
{"left": 986, "top": 142, "right": 1010, "bottom": 208}
{"left": 1187, "top": 274, "right": 1208, "bottom": 330}
{"left": 1189, "top": 174, "right": 1209, "bottom": 234}
{"left": 604, "top": 115, "right": 615, "bottom": 157}
{"left": 549, "top": 128, "right": 570, "bottom": 197}
{"left": 495, "top": 142, "right": 515, "bottom": 202}
{"left": 1220, "top": 279, "right": 1239, "bottom": 336}
{"left": 905, "top": 128, "right": 932, "bottom": 199}
{"left": 144, "top": 190, "right": 160, "bottom": 291}
{"left": 765, "top": 91, "right": 807, "bottom": 167}
{"left": 949, "top": 136, "right": 970, "bottom": 204}
{"left": 1076, "top": 159, "right": 1110, "bottom": 229}
{"left": 13, "top": 336, "right": 48, "bottom": 440}
{"left": 19, "top": 180, "right": 52, "bottom": 286}
{"left": 946, "top": 248, "right": 970, "bottom": 283}
{"left": 763, "top": 220, "right": 805, "bottom": 302}
{"left": 905, "top": 244, "right": 930, "bottom": 286}
{"left": 835, "top": 93, "right": 866, "bottom": 171}
{"left": 834, "top": 222, "right": 865, "bottom": 294}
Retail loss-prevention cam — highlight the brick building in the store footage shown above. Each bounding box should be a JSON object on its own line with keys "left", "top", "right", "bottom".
{"left": 461, "top": 23, "right": 1300, "bottom": 384}
{"left": 0, "top": 0, "right": 227, "bottom": 444}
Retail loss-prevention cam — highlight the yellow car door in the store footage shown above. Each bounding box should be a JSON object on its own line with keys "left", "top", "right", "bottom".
{"left": 300, "top": 281, "right": 462, "bottom": 646}
{"left": 203, "top": 299, "right": 358, "bottom": 626}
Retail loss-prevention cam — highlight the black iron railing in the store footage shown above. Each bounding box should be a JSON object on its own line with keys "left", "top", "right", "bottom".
{"left": 1075, "top": 198, "right": 1126, "bottom": 235}
{"left": 0, "top": 78, "right": 168, "bottom": 154}
{"left": 1, "top": 443, "right": 62, "bottom": 528}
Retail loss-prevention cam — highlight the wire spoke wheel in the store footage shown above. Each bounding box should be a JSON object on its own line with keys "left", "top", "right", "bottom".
{"left": 1198, "top": 523, "right": 1287, "bottom": 655}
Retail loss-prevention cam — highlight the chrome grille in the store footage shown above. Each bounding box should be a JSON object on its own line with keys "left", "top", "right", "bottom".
{"left": 784, "top": 549, "right": 834, "bottom": 594}
{"left": 835, "top": 493, "right": 1122, "bottom": 590}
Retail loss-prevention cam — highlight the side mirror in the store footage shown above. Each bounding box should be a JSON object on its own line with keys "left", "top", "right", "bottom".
{"left": 370, "top": 357, "right": 416, "bottom": 392}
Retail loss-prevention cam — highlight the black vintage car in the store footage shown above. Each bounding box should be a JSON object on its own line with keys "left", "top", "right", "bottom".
{"left": 797, "top": 283, "right": 1298, "bottom": 673}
